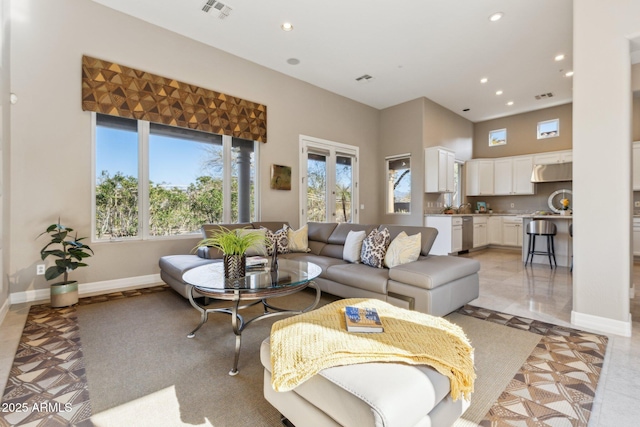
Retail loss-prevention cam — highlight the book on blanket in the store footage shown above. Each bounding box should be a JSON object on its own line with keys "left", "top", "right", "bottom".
{"left": 344, "top": 306, "right": 384, "bottom": 333}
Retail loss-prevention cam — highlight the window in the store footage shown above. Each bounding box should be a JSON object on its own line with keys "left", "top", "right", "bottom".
{"left": 386, "top": 154, "right": 411, "bottom": 214}
{"left": 489, "top": 128, "right": 507, "bottom": 146}
{"left": 537, "top": 119, "right": 559, "bottom": 139}
{"left": 94, "top": 113, "right": 258, "bottom": 241}
{"left": 444, "top": 161, "right": 463, "bottom": 207}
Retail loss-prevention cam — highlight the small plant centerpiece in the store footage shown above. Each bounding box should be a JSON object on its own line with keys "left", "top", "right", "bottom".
{"left": 197, "top": 227, "right": 265, "bottom": 279}
{"left": 560, "top": 198, "right": 571, "bottom": 215}
{"left": 38, "top": 220, "right": 94, "bottom": 307}
{"left": 442, "top": 205, "right": 456, "bottom": 215}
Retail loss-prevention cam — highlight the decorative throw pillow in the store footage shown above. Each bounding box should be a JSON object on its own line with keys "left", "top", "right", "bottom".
{"left": 237, "top": 228, "right": 267, "bottom": 256}
{"left": 343, "top": 230, "right": 366, "bottom": 263}
{"left": 360, "top": 228, "right": 391, "bottom": 268}
{"left": 285, "top": 224, "right": 310, "bottom": 253}
{"left": 262, "top": 226, "right": 290, "bottom": 255}
{"left": 384, "top": 231, "right": 422, "bottom": 268}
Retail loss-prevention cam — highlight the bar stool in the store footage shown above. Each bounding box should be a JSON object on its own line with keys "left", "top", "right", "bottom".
{"left": 525, "top": 220, "right": 557, "bottom": 268}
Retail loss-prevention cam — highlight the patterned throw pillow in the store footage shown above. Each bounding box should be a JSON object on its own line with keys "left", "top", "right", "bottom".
{"left": 285, "top": 224, "right": 310, "bottom": 253}
{"left": 360, "top": 228, "right": 391, "bottom": 268}
{"left": 384, "top": 231, "right": 422, "bottom": 268}
{"left": 262, "top": 226, "right": 290, "bottom": 255}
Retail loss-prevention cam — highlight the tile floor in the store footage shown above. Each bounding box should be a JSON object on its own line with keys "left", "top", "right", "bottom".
{"left": 0, "top": 248, "right": 638, "bottom": 426}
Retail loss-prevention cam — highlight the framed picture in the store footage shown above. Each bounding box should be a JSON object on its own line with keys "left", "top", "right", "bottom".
{"left": 537, "top": 119, "right": 559, "bottom": 139}
{"left": 489, "top": 128, "right": 507, "bottom": 146}
{"left": 270, "top": 164, "right": 292, "bottom": 190}
{"left": 476, "top": 201, "right": 487, "bottom": 213}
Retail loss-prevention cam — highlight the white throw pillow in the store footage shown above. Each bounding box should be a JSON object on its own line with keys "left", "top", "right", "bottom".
{"left": 342, "top": 230, "right": 366, "bottom": 263}
{"left": 286, "top": 224, "right": 310, "bottom": 253}
{"left": 384, "top": 231, "right": 422, "bottom": 268}
{"left": 237, "top": 228, "right": 267, "bottom": 256}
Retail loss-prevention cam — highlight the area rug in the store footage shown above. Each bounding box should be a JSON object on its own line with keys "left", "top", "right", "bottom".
{"left": 0, "top": 286, "right": 608, "bottom": 427}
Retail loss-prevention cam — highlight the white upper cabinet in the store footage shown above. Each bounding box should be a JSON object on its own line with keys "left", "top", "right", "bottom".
{"left": 466, "top": 159, "right": 494, "bottom": 196}
{"left": 533, "top": 150, "right": 572, "bottom": 165}
{"left": 493, "top": 158, "right": 513, "bottom": 195}
{"left": 496, "top": 156, "right": 535, "bottom": 196}
{"left": 513, "top": 156, "right": 535, "bottom": 194}
{"left": 633, "top": 142, "right": 640, "bottom": 191}
{"left": 425, "top": 146, "right": 455, "bottom": 193}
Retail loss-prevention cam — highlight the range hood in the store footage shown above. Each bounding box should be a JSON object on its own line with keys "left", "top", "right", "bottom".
{"left": 530, "top": 162, "right": 572, "bottom": 183}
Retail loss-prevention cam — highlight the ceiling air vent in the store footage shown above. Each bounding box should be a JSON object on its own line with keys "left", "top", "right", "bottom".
{"left": 535, "top": 92, "right": 554, "bottom": 100}
{"left": 356, "top": 74, "right": 373, "bottom": 82}
{"left": 202, "top": 0, "right": 232, "bottom": 19}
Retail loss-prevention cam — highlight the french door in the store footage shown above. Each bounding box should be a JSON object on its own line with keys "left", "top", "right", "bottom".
{"left": 299, "top": 136, "right": 359, "bottom": 225}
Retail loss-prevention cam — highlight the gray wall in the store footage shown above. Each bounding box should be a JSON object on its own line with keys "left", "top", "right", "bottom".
{"left": 379, "top": 97, "right": 473, "bottom": 226}
{"left": 7, "top": 0, "right": 380, "bottom": 294}
{"left": 473, "top": 103, "right": 573, "bottom": 158}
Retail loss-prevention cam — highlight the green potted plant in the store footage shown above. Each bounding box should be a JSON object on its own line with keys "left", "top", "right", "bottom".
{"left": 38, "top": 220, "right": 94, "bottom": 307}
{"left": 197, "top": 227, "right": 266, "bottom": 279}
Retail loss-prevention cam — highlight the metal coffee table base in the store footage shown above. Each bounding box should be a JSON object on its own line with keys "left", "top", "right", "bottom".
{"left": 187, "top": 282, "right": 321, "bottom": 375}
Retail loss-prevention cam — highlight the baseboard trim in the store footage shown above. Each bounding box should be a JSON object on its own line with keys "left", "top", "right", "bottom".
{"left": 9, "top": 274, "right": 163, "bottom": 305}
{"left": 571, "top": 310, "right": 632, "bottom": 337}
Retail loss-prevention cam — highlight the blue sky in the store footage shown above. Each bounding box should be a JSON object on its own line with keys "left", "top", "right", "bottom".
{"left": 96, "top": 127, "right": 217, "bottom": 187}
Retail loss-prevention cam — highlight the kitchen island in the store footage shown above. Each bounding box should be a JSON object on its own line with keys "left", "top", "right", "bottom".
{"left": 521, "top": 215, "right": 573, "bottom": 268}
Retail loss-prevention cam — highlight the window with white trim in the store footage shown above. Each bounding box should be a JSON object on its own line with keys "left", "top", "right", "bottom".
{"left": 386, "top": 154, "right": 411, "bottom": 214}
{"left": 93, "top": 113, "right": 258, "bottom": 241}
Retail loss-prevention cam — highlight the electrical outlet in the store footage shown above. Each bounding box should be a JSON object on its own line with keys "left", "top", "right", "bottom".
{"left": 510, "top": 203, "right": 515, "bottom": 208}
{"left": 635, "top": 201, "right": 640, "bottom": 208}
{"left": 360, "top": 204, "right": 365, "bottom": 210}
{"left": 36, "top": 264, "right": 46, "bottom": 275}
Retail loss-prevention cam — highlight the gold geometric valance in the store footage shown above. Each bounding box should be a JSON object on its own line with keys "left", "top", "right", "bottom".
{"left": 81, "top": 55, "right": 267, "bottom": 143}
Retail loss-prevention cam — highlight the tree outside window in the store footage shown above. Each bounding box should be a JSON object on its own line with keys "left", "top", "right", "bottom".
{"left": 386, "top": 155, "right": 411, "bottom": 214}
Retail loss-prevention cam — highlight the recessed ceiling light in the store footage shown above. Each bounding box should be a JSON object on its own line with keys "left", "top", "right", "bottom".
{"left": 489, "top": 12, "right": 503, "bottom": 22}
{"left": 286, "top": 58, "right": 300, "bottom": 65}
{"left": 565, "top": 70, "right": 574, "bottom": 77}
{"left": 281, "top": 22, "right": 293, "bottom": 31}
{"left": 496, "top": 90, "right": 503, "bottom": 96}
{"left": 555, "top": 54, "right": 565, "bottom": 61}
{"left": 506, "top": 101, "right": 514, "bottom": 106}
{"left": 480, "top": 77, "right": 488, "bottom": 84}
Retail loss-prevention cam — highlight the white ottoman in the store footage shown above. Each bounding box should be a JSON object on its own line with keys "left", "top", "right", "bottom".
{"left": 261, "top": 338, "right": 470, "bottom": 427}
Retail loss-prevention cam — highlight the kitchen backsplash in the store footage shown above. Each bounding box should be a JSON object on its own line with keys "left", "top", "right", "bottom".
{"left": 425, "top": 182, "right": 574, "bottom": 214}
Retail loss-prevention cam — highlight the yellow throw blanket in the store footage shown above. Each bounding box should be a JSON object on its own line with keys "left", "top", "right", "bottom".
{"left": 270, "top": 298, "right": 475, "bottom": 401}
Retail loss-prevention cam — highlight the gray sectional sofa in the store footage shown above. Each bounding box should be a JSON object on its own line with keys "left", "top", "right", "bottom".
{"left": 159, "top": 221, "right": 480, "bottom": 316}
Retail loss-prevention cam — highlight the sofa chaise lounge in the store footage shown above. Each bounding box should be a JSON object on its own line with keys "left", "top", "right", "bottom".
{"left": 159, "top": 221, "right": 480, "bottom": 317}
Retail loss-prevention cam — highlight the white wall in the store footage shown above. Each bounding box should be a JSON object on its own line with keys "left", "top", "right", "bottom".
{"left": 7, "top": 0, "right": 380, "bottom": 297}
{"left": 571, "top": 0, "right": 640, "bottom": 336}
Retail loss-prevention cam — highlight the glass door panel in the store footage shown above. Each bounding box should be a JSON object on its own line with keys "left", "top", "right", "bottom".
{"left": 307, "top": 152, "right": 327, "bottom": 222}
{"left": 335, "top": 155, "right": 353, "bottom": 223}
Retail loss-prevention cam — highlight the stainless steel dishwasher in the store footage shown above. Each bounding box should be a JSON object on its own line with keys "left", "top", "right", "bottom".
{"left": 461, "top": 216, "right": 473, "bottom": 252}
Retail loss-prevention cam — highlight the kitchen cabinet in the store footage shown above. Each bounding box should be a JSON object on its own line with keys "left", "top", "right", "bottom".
{"left": 425, "top": 215, "right": 462, "bottom": 255}
{"left": 633, "top": 142, "right": 640, "bottom": 190}
{"left": 487, "top": 216, "right": 503, "bottom": 245}
{"left": 493, "top": 157, "right": 533, "bottom": 195}
{"left": 533, "top": 150, "right": 572, "bottom": 165}
{"left": 425, "top": 146, "right": 455, "bottom": 192}
{"left": 634, "top": 218, "right": 640, "bottom": 256}
{"left": 473, "top": 216, "right": 488, "bottom": 248}
{"left": 502, "top": 216, "right": 524, "bottom": 247}
{"left": 466, "top": 160, "right": 494, "bottom": 196}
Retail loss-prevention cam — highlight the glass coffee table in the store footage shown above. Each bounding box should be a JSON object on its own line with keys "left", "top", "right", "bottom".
{"left": 182, "top": 258, "right": 322, "bottom": 375}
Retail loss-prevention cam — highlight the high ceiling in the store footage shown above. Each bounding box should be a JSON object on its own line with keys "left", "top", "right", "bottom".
{"left": 90, "top": 0, "right": 618, "bottom": 123}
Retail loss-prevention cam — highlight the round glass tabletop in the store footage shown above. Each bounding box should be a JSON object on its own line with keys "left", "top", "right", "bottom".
{"left": 182, "top": 258, "right": 322, "bottom": 294}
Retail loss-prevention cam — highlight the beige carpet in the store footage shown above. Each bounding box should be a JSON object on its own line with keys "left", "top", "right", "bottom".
{"left": 77, "top": 290, "right": 539, "bottom": 427}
